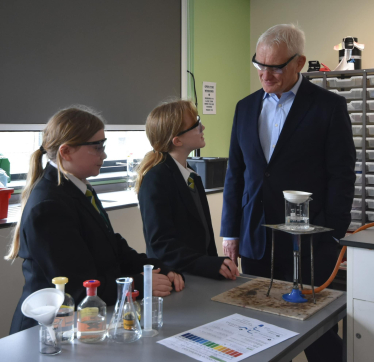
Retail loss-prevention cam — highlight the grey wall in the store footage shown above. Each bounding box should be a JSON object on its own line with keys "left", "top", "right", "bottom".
{"left": 0, "top": 0, "right": 181, "bottom": 125}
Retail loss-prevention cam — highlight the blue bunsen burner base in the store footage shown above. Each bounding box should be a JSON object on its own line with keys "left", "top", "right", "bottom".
{"left": 282, "top": 288, "right": 308, "bottom": 303}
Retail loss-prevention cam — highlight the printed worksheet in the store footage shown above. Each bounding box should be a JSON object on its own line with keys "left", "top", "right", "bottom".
{"left": 158, "top": 313, "right": 298, "bottom": 362}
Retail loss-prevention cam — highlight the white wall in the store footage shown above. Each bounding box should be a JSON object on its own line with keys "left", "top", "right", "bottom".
{"left": 0, "top": 192, "right": 224, "bottom": 338}
{"left": 250, "top": 0, "right": 374, "bottom": 93}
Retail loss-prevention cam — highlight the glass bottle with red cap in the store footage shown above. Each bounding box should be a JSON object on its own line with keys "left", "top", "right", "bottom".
{"left": 77, "top": 280, "right": 107, "bottom": 343}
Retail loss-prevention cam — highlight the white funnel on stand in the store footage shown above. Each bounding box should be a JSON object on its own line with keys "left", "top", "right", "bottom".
{"left": 22, "top": 288, "right": 64, "bottom": 342}
{"left": 283, "top": 191, "right": 312, "bottom": 204}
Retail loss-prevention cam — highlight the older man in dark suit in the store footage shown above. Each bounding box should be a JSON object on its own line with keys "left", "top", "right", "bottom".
{"left": 221, "top": 24, "right": 355, "bottom": 362}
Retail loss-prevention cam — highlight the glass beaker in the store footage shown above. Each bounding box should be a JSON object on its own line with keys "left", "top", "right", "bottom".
{"left": 39, "top": 319, "right": 62, "bottom": 355}
{"left": 284, "top": 195, "right": 312, "bottom": 230}
{"left": 140, "top": 297, "right": 163, "bottom": 330}
{"left": 107, "top": 277, "right": 142, "bottom": 343}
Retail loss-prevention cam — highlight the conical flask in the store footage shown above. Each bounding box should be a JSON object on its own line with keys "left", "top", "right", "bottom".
{"left": 107, "top": 277, "right": 142, "bottom": 343}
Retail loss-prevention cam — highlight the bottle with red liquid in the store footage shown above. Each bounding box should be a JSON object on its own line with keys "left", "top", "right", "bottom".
{"left": 77, "top": 280, "right": 107, "bottom": 343}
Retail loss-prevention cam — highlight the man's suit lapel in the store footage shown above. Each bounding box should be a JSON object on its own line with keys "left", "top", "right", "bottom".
{"left": 269, "top": 76, "right": 315, "bottom": 166}
{"left": 249, "top": 89, "right": 267, "bottom": 163}
{"left": 164, "top": 154, "right": 201, "bottom": 223}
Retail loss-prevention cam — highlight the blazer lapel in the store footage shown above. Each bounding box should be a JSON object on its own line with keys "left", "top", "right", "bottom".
{"left": 269, "top": 76, "right": 315, "bottom": 165}
{"left": 164, "top": 154, "right": 201, "bottom": 223}
{"left": 194, "top": 174, "right": 213, "bottom": 228}
{"left": 250, "top": 89, "right": 267, "bottom": 163}
{"left": 69, "top": 184, "right": 120, "bottom": 254}
{"left": 44, "top": 164, "right": 119, "bottom": 254}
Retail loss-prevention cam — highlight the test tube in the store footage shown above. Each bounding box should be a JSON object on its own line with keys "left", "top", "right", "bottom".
{"left": 142, "top": 265, "right": 158, "bottom": 337}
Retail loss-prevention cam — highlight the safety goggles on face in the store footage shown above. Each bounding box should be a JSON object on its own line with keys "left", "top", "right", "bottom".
{"left": 177, "top": 116, "right": 202, "bottom": 136}
{"left": 77, "top": 138, "right": 107, "bottom": 155}
{"left": 252, "top": 53, "right": 299, "bottom": 74}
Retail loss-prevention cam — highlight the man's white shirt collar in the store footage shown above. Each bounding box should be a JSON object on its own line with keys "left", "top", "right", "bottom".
{"left": 49, "top": 161, "right": 88, "bottom": 194}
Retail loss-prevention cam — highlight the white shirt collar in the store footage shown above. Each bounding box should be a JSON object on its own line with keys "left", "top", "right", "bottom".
{"left": 170, "top": 155, "right": 196, "bottom": 185}
{"left": 49, "top": 161, "right": 88, "bottom": 194}
{"left": 263, "top": 73, "right": 303, "bottom": 100}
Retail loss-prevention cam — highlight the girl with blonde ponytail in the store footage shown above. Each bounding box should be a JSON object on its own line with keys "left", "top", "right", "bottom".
{"left": 8, "top": 105, "right": 183, "bottom": 335}
{"left": 137, "top": 100, "right": 240, "bottom": 280}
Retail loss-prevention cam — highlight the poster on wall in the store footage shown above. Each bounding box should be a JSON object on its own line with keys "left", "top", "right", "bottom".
{"left": 203, "top": 82, "right": 216, "bottom": 114}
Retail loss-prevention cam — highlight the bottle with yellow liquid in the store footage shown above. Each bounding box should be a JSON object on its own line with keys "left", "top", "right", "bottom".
{"left": 107, "top": 277, "right": 142, "bottom": 343}
{"left": 77, "top": 280, "right": 107, "bottom": 343}
{"left": 52, "top": 277, "right": 75, "bottom": 343}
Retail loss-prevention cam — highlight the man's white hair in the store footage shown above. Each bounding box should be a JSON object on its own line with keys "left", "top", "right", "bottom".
{"left": 256, "top": 24, "right": 305, "bottom": 56}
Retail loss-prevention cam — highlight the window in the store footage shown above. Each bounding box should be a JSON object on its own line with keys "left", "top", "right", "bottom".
{"left": 0, "top": 129, "right": 151, "bottom": 190}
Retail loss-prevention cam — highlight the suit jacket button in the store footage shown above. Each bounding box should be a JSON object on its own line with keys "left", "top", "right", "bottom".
{"left": 264, "top": 172, "right": 270, "bottom": 177}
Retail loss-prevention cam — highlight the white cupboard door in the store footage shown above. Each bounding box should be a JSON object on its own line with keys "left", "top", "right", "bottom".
{"left": 353, "top": 299, "right": 374, "bottom": 361}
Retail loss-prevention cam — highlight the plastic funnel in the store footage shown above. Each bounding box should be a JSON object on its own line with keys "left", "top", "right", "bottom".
{"left": 21, "top": 288, "right": 64, "bottom": 326}
{"left": 283, "top": 190, "right": 312, "bottom": 204}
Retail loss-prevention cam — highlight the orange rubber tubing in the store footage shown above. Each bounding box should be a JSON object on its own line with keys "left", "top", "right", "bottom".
{"left": 301, "top": 222, "right": 374, "bottom": 294}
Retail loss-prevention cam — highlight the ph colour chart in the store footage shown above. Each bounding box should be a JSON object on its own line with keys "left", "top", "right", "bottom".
{"left": 181, "top": 333, "right": 243, "bottom": 358}
{"left": 158, "top": 314, "right": 298, "bottom": 362}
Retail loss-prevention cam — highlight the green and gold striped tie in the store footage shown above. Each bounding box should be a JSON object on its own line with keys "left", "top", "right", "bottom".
{"left": 85, "top": 188, "right": 100, "bottom": 213}
{"left": 85, "top": 186, "right": 110, "bottom": 228}
{"left": 188, "top": 173, "right": 196, "bottom": 191}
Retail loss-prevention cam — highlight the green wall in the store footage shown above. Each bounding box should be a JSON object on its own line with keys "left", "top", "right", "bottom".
{"left": 189, "top": 0, "right": 251, "bottom": 157}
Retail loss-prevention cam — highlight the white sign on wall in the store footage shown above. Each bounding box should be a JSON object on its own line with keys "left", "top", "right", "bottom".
{"left": 203, "top": 81, "right": 216, "bottom": 114}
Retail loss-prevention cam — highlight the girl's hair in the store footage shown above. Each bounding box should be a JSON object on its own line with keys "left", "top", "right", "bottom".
{"left": 135, "top": 99, "right": 197, "bottom": 193}
{"left": 5, "top": 105, "right": 105, "bottom": 261}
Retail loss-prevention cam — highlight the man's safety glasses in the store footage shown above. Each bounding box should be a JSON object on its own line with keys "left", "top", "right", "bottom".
{"left": 252, "top": 53, "right": 299, "bottom": 74}
{"left": 77, "top": 138, "right": 107, "bottom": 155}
{"left": 177, "top": 116, "right": 203, "bottom": 136}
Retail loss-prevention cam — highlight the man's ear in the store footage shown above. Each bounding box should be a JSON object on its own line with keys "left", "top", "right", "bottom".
{"left": 296, "top": 55, "right": 307, "bottom": 72}
{"left": 59, "top": 144, "right": 73, "bottom": 161}
{"left": 172, "top": 136, "right": 183, "bottom": 148}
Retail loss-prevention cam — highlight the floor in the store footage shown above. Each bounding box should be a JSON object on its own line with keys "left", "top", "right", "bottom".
{"left": 293, "top": 320, "right": 343, "bottom": 361}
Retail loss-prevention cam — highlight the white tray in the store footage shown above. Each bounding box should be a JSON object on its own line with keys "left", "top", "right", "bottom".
{"left": 352, "top": 125, "right": 363, "bottom": 135}
{"left": 330, "top": 88, "right": 363, "bottom": 99}
{"left": 368, "top": 113, "right": 374, "bottom": 123}
{"left": 310, "top": 78, "right": 323, "bottom": 87}
{"left": 354, "top": 137, "right": 363, "bottom": 147}
{"left": 366, "top": 211, "right": 374, "bottom": 221}
{"left": 350, "top": 113, "right": 363, "bottom": 123}
{"left": 327, "top": 76, "right": 362, "bottom": 88}
{"left": 348, "top": 221, "right": 362, "bottom": 231}
{"left": 367, "top": 126, "right": 374, "bottom": 135}
{"left": 348, "top": 101, "right": 363, "bottom": 111}
{"left": 367, "top": 138, "right": 374, "bottom": 148}
{"left": 366, "top": 199, "right": 374, "bottom": 210}
{"left": 351, "top": 209, "right": 362, "bottom": 220}
{"left": 366, "top": 186, "right": 374, "bottom": 197}
{"left": 368, "top": 150, "right": 374, "bottom": 160}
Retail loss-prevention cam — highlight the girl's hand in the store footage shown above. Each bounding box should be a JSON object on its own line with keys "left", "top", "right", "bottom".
{"left": 167, "top": 271, "right": 185, "bottom": 292}
{"left": 150, "top": 268, "right": 173, "bottom": 296}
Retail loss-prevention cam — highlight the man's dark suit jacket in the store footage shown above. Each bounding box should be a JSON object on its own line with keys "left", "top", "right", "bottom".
{"left": 221, "top": 76, "right": 356, "bottom": 260}
{"left": 10, "top": 164, "right": 171, "bottom": 334}
{"left": 138, "top": 153, "right": 226, "bottom": 279}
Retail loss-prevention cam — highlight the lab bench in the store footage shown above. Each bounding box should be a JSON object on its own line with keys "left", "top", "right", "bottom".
{"left": 0, "top": 274, "right": 347, "bottom": 362}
